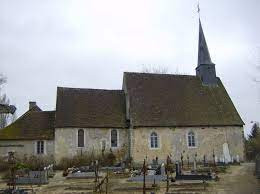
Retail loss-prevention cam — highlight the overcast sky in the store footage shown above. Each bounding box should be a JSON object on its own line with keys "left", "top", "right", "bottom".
{"left": 1, "top": 0, "right": 259, "bottom": 136}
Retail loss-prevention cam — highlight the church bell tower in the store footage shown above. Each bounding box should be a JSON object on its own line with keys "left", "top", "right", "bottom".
{"left": 196, "top": 19, "right": 217, "bottom": 86}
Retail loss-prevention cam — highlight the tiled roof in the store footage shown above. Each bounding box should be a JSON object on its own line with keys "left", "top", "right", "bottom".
{"left": 0, "top": 72, "right": 243, "bottom": 137}
{"left": 55, "top": 87, "right": 127, "bottom": 128}
{"left": 0, "top": 109, "right": 55, "bottom": 140}
{"left": 124, "top": 72, "right": 244, "bottom": 127}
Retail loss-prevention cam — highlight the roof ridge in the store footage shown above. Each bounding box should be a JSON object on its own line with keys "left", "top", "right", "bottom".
{"left": 124, "top": 71, "right": 196, "bottom": 77}
{"left": 57, "top": 86, "right": 123, "bottom": 92}
{"left": 32, "top": 110, "right": 55, "bottom": 114}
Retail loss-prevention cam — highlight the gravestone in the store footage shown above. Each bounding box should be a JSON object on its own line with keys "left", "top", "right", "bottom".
{"left": 175, "top": 162, "right": 181, "bottom": 176}
{"left": 203, "top": 155, "right": 206, "bottom": 166}
{"left": 45, "top": 164, "right": 54, "bottom": 178}
{"left": 219, "top": 156, "right": 224, "bottom": 163}
{"left": 215, "top": 156, "right": 218, "bottom": 163}
{"left": 193, "top": 160, "right": 197, "bottom": 171}
{"left": 152, "top": 157, "right": 159, "bottom": 165}
{"left": 147, "top": 170, "right": 155, "bottom": 175}
{"left": 236, "top": 155, "right": 240, "bottom": 163}
{"left": 160, "top": 163, "right": 165, "bottom": 176}
{"left": 16, "top": 171, "right": 48, "bottom": 184}
{"left": 121, "top": 162, "right": 126, "bottom": 169}
{"left": 223, "top": 143, "right": 231, "bottom": 163}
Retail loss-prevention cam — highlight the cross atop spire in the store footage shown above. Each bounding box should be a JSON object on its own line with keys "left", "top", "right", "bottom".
{"left": 197, "top": 19, "right": 213, "bottom": 66}
{"left": 197, "top": 1, "right": 200, "bottom": 18}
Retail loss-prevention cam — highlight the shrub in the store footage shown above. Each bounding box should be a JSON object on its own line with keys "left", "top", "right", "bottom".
{"left": 16, "top": 154, "right": 55, "bottom": 171}
{"left": 0, "top": 156, "right": 9, "bottom": 172}
{"left": 56, "top": 150, "right": 118, "bottom": 170}
{"left": 56, "top": 153, "right": 94, "bottom": 170}
{"left": 105, "top": 151, "right": 116, "bottom": 166}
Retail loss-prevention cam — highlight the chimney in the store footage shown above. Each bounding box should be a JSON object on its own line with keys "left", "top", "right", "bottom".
{"left": 29, "top": 101, "right": 37, "bottom": 110}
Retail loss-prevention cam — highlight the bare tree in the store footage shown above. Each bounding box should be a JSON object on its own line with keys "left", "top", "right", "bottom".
{"left": 0, "top": 94, "right": 10, "bottom": 128}
{"left": 141, "top": 64, "right": 169, "bottom": 74}
{"left": 0, "top": 74, "right": 16, "bottom": 129}
{"left": 141, "top": 64, "right": 185, "bottom": 75}
{"left": 0, "top": 74, "right": 6, "bottom": 86}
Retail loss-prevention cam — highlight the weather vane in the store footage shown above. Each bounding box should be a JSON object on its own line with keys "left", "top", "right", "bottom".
{"left": 197, "top": 0, "right": 200, "bottom": 18}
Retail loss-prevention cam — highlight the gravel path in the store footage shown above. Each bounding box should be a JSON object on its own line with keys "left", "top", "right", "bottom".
{"left": 208, "top": 163, "right": 260, "bottom": 194}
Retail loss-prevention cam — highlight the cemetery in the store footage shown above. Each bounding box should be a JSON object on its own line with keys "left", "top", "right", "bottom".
{"left": 1, "top": 150, "right": 257, "bottom": 194}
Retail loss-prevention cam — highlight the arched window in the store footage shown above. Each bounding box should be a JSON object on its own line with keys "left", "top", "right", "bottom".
{"left": 188, "top": 131, "right": 195, "bottom": 147}
{"left": 150, "top": 132, "right": 158, "bottom": 148}
{"left": 111, "top": 129, "right": 118, "bottom": 147}
{"left": 78, "top": 129, "right": 84, "bottom": 147}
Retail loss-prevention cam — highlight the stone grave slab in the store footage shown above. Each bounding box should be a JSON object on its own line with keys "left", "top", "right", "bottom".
{"left": 16, "top": 171, "right": 48, "bottom": 185}
{"left": 128, "top": 175, "right": 167, "bottom": 182}
{"left": 66, "top": 171, "right": 103, "bottom": 179}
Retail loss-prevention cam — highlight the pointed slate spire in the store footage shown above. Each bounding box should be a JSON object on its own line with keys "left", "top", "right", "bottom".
{"left": 198, "top": 19, "right": 212, "bottom": 66}
{"left": 196, "top": 19, "right": 217, "bottom": 86}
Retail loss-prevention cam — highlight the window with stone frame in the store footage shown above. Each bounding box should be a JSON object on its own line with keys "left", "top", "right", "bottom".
{"left": 150, "top": 132, "right": 158, "bottom": 148}
{"left": 78, "top": 129, "right": 84, "bottom": 147}
{"left": 111, "top": 129, "right": 118, "bottom": 147}
{"left": 36, "top": 140, "right": 44, "bottom": 154}
{"left": 188, "top": 131, "right": 196, "bottom": 147}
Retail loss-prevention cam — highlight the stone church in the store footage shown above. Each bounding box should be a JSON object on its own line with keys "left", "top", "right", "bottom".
{"left": 0, "top": 20, "right": 245, "bottom": 164}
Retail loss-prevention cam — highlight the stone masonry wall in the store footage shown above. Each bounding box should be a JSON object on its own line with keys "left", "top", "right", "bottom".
{"left": 0, "top": 140, "right": 54, "bottom": 157}
{"left": 131, "top": 126, "right": 244, "bottom": 164}
{"left": 54, "top": 128, "right": 128, "bottom": 162}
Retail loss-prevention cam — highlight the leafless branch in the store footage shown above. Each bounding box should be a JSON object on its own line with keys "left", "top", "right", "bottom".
{"left": 141, "top": 64, "right": 169, "bottom": 74}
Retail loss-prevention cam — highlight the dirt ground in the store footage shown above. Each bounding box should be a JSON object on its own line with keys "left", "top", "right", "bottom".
{"left": 207, "top": 163, "right": 260, "bottom": 194}
{"left": 0, "top": 162, "right": 259, "bottom": 194}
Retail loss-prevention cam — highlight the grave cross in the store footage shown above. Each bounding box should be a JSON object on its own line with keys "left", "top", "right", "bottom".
{"left": 193, "top": 153, "right": 197, "bottom": 172}
{"left": 181, "top": 153, "right": 184, "bottom": 168}
{"left": 213, "top": 149, "right": 216, "bottom": 166}
{"left": 8, "top": 152, "right": 16, "bottom": 190}
{"left": 142, "top": 159, "right": 147, "bottom": 194}
{"left": 166, "top": 155, "right": 171, "bottom": 192}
